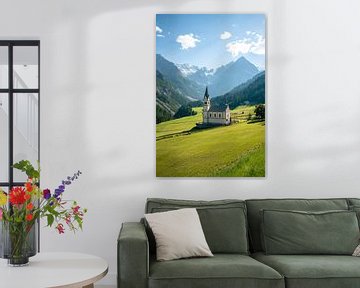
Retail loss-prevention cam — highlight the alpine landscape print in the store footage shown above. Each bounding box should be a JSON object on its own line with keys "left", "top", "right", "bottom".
{"left": 156, "top": 14, "right": 266, "bottom": 177}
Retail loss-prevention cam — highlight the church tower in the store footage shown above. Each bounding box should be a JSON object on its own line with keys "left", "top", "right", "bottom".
{"left": 203, "top": 86, "right": 210, "bottom": 124}
{"left": 203, "top": 86, "right": 210, "bottom": 112}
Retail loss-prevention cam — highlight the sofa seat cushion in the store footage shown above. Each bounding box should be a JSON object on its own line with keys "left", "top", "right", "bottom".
{"left": 149, "top": 254, "right": 284, "bottom": 288}
{"left": 252, "top": 252, "right": 360, "bottom": 288}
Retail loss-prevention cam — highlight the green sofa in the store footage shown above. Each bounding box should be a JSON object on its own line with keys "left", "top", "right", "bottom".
{"left": 118, "top": 198, "right": 360, "bottom": 288}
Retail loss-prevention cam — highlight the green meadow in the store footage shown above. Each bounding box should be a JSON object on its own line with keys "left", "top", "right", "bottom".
{"left": 156, "top": 106, "right": 265, "bottom": 177}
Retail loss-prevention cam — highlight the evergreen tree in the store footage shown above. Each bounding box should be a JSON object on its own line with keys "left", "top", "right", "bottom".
{"left": 254, "top": 104, "right": 265, "bottom": 120}
{"left": 174, "top": 105, "right": 197, "bottom": 119}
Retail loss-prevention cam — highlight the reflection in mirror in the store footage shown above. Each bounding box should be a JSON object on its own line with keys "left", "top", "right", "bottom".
{"left": 0, "top": 93, "right": 9, "bottom": 182}
{"left": 13, "top": 93, "right": 39, "bottom": 182}
{"left": 0, "top": 47, "right": 8, "bottom": 89}
{"left": 13, "top": 46, "right": 38, "bottom": 89}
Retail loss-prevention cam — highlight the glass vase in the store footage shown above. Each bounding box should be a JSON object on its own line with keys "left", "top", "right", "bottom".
{"left": 0, "top": 220, "right": 37, "bottom": 266}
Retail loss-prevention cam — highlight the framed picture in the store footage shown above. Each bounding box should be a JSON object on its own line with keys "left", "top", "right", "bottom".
{"left": 156, "top": 14, "right": 265, "bottom": 177}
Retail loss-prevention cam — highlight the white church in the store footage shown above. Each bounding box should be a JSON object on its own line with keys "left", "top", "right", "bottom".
{"left": 202, "top": 87, "right": 231, "bottom": 126}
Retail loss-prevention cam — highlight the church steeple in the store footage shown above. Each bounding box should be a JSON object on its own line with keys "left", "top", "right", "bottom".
{"left": 204, "top": 86, "right": 209, "bottom": 100}
{"left": 203, "top": 86, "right": 210, "bottom": 112}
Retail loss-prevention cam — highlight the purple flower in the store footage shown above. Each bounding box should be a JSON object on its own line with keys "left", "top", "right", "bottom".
{"left": 54, "top": 170, "right": 82, "bottom": 199}
{"left": 43, "top": 189, "right": 51, "bottom": 200}
{"left": 54, "top": 189, "right": 63, "bottom": 198}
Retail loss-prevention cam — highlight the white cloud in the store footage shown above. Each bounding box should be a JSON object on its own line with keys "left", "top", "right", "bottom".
{"left": 157, "top": 34, "right": 165, "bottom": 38}
{"left": 246, "top": 31, "right": 256, "bottom": 36}
{"left": 156, "top": 26, "right": 163, "bottom": 33}
{"left": 220, "top": 31, "right": 232, "bottom": 40}
{"left": 226, "top": 41, "right": 252, "bottom": 57}
{"left": 226, "top": 32, "right": 265, "bottom": 57}
{"left": 176, "top": 33, "right": 200, "bottom": 50}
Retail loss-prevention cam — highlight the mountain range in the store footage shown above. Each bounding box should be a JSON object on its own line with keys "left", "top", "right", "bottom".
{"left": 175, "top": 57, "right": 260, "bottom": 97}
{"left": 156, "top": 54, "right": 204, "bottom": 100}
{"left": 211, "top": 71, "right": 265, "bottom": 109}
{"left": 156, "top": 54, "right": 264, "bottom": 123}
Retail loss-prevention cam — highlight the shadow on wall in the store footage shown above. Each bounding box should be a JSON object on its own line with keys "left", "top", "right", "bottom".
{"left": 45, "top": 0, "right": 242, "bottom": 185}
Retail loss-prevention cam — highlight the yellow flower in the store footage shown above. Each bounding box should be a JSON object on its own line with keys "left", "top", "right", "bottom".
{"left": 0, "top": 190, "right": 7, "bottom": 206}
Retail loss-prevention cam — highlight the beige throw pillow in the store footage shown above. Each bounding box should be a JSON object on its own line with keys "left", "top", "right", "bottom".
{"left": 145, "top": 208, "right": 213, "bottom": 261}
{"left": 353, "top": 244, "right": 360, "bottom": 256}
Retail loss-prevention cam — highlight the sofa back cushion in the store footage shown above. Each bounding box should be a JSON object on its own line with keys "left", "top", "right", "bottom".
{"left": 347, "top": 199, "right": 360, "bottom": 228}
{"left": 261, "top": 209, "right": 359, "bottom": 255}
{"left": 246, "top": 198, "right": 349, "bottom": 252}
{"left": 145, "top": 198, "right": 249, "bottom": 254}
{"left": 348, "top": 198, "right": 360, "bottom": 207}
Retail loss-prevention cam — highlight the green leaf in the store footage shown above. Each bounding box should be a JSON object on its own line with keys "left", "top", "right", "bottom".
{"left": 75, "top": 216, "right": 83, "bottom": 230}
{"left": 12, "top": 160, "right": 40, "bottom": 180}
{"left": 43, "top": 204, "right": 59, "bottom": 217}
{"left": 13, "top": 160, "right": 30, "bottom": 170}
{"left": 47, "top": 214, "right": 54, "bottom": 227}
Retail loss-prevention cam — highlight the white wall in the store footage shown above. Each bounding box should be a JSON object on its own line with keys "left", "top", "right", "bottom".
{"left": 1, "top": 0, "right": 360, "bottom": 285}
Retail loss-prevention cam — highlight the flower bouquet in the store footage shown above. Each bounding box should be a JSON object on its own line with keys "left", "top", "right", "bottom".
{"left": 0, "top": 160, "right": 87, "bottom": 266}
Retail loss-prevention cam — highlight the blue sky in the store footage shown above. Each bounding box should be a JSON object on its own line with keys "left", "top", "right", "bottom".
{"left": 156, "top": 14, "right": 265, "bottom": 70}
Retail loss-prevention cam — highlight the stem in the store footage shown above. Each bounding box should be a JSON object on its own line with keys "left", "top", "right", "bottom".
{"left": 8, "top": 221, "right": 30, "bottom": 259}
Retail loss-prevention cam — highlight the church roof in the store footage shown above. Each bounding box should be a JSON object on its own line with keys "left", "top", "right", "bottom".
{"left": 208, "top": 104, "right": 228, "bottom": 112}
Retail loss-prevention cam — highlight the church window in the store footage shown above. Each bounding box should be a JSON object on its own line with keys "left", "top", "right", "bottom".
{"left": 219, "top": 113, "right": 221, "bottom": 118}
{"left": 209, "top": 113, "right": 212, "bottom": 117}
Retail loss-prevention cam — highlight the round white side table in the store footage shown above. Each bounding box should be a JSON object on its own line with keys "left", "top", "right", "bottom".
{"left": 0, "top": 252, "right": 108, "bottom": 288}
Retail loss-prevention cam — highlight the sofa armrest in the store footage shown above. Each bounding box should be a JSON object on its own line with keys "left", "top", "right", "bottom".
{"left": 118, "top": 222, "right": 149, "bottom": 288}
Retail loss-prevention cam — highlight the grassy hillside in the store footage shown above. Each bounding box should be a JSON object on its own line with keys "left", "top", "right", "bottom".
{"left": 156, "top": 106, "right": 265, "bottom": 177}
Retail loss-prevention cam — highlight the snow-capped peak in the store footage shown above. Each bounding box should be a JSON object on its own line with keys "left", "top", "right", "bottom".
{"left": 176, "top": 63, "right": 199, "bottom": 76}
{"left": 176, "top": 63, "right": 215, "bottom": 77}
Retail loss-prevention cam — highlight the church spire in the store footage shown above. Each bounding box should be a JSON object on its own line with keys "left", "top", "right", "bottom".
{"left": 203, "top": 86, "right": 210, "bottom": 113}
{"left": 204, "top": 86, "right": 209, "bottom": 99}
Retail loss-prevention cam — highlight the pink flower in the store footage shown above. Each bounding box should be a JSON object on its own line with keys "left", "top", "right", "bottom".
{"left": 65, "top": 214, "right": 71, "bottom": 225}
{"left": 72, "top": 205, "right": 80, "bottom": 215}
{"left": 0, "top": 208, "right": 3, "bottom": 220}
{"left": 56, "top": 223, "right": 65, "bottom": 234}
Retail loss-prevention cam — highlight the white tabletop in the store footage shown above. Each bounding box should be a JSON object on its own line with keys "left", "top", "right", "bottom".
{"left": 0, "top": 252, "right": 108, "bottom": 288}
